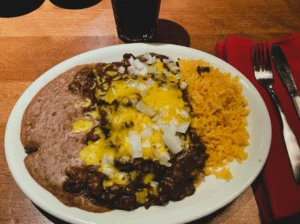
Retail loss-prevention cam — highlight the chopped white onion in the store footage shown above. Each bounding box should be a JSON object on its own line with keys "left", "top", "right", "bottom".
{"left": 136, "top": 101, "right": 156, "bottom": 117}
{"left": 129, "top": 57, "right": 135, "bottom": 66}
{"left": 129, "top": 131, "right": 142, "bottom": 158}
{"left": 134, "top": 59, "right": 145, "bottom": 70}
{"left": 160, "top": 109, "right": 168, "bottom": 117}
{"left": 158, "top": 124, "right": 168, "bottom": 132}
{"left": 170, "top": 117, "right": 179, "bottom": 126}
{"left": 160, "top": 151, "right": 171, "bottom": 161}
{"left": 127, "top": 79, "right": 137, "bottom": 87}
{"left": 134, "top": 68, "right": 140, "bottom": 75}
{"left": 175, "top": 73, "right": 182, "bottom": 79}
{"left": 159, "top": 119, "right": 177, "bottom": 135}
{"left": 170, "top": 65, "right": 180, "bottom": 72}
{"left": 144, "top": 53, "right": 152, "bottom": 60}
{"left": 153, "top": 150, "right": 161, "bottom": 160}
{"left": 155, "top": 118, "right": 164, "bottom": 126}
{"left": 153, "top": 150, "right": 171, "bottom": 162}
{"left": 102, "top": 155, "right": 114, "bottom": 165}
{"left": 152, "top": 56, "right": 157, "bottom": 63}
{"left": 102, "top": 167, "right": 115, "bottom": 176}
{"left": 179, "top": 81, "right": 188, "bottom": 89}
{"left": 136, "top": 83, "right": 147, "bottom": 91}
{"left": 152, "top": 114, "right": 161, "bottom": 122}
{"left": 142, "top": 142, "right": 151, "bottom": 148}
{"left": 151, "top": 124, "right": 160, "bottom": 130}
{"left": 180, "top": 110, "right": 189, "bottom": 120}
{"left": 145, "top": 78, "right": 155, "bottom": 88}
{"left": 163, "top": 134, "right": 182, "bottom": 154}
{"left": 153, "top": 151, "right": 171, "bottom": 166}
{"left": 140, "top": 127, "right": 153, "bottom": 139}
{"left": 136, "top": 66, "right": 148, "bottom": 76}
{"left": 163, "top": 70, "right": 172, "bottom": 76}
{"left": 145, "top": 55, "right": 156, "bottom": 65}
{"left": 146, "top": 58, "right": 152, "bottom": 65}
{"left": 155, "top": 143, "right": 162, "bottom": 148}
{"left": 127, "top": 65, "right": 135, "bottom": 75}
{"left": 140, "top": 90, "right": 149, "bottom": 97}
{"left": 147, "top": 66, "right": 157, "bottom": 74}
{"left": 150, "top": 181, "right": 158, "bottom": 188}
{"left": 177, "top": 122, "right": 190, "bottom": 133}
{"left": 156, "top": 58, "right": 161, "bottom": 62}
{"left": 160, "top": 161, "right": 172, "bottom": 167}
{"left": 163, "top": 59, "right": 170, "bottom": 64}
{"left": 118, "top": 66, "right": 125, "bottom": 74}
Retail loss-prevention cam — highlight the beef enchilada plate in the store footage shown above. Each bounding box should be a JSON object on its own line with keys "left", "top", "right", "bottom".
{"left": 5, "top": 44, "right": 271, "bottom": 224}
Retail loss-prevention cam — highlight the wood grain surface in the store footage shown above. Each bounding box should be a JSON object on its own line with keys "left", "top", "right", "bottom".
{"left": 1, "top": 0, "right": 299, "bottom": 223}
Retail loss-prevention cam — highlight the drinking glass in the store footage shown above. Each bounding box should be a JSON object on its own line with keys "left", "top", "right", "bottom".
{"left": 111, "top": 0, "right": 161, "bottom": 42}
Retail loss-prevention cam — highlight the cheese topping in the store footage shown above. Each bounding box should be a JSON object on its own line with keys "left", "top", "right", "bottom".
{"left": 73, "top": 59, "right": 191, "bottom": 186}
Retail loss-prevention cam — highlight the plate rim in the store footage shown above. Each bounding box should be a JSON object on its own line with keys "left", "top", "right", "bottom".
{"left": 5, "top": 43, "right": 272, "bottom": 224}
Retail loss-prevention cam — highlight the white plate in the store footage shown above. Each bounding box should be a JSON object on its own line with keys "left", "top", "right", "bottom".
{"left": 5, "top": 43, "right": 271, "bottom": 224}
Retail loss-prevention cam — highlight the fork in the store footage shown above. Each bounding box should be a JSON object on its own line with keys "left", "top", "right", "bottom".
{"left": 252, "top": 42, "right": 300, "bottom": 184}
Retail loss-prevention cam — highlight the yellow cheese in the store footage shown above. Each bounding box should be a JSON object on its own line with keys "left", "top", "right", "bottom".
{"left": 143, "top": 84, "right": 183, "bottom": 109}
{"left": 154, "top": 62, "right": 164, "bottom": 72}
{"left": 72, "top": 120, "right": 93, "bottom": 134}
{"left": 149, "top": 183, "right": 159, "bottom": 196}
{"left": 111, "top": 172, "right": 129, "bottom": 185}
{"left": 103, "top": 180, "right": 113, "bottom": 187}
{"left": 85, "top": 106, "right": 100, "bottom": 119}
{"left": 135, "top": 188, "right": 148, "bottom": 204}
{"left": 75, "top": 99, "right": 92, "bottom": 108}
{"left": 106, "top": 71, "right": 117, "bottom": 76}
{"left": 143, "top": 173, "right": 154, "bottom": 184}
{"left": 130, "top": 171, "right": 138, "bottom": 181}
{"left": 75, "top": 60, "right": 193, "bottom": 187}
{"left": 104, "top": 80, "right": 139, "bottom": 103}
{"left": 142, "top": 147, "right": 155, "bottom": 160}
{"left": 79, "top": 139, "right": 105, "bottom": 165}
{"left": 142, "top": 84, "right": 188, "bottom": 123}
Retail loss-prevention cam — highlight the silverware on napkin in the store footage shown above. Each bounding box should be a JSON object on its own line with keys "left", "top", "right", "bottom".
{"left": 272, "top": 44, "right": 300, "bottom": 118}
{"left": 252, "top": 42, "right": 300, "bottom": 184}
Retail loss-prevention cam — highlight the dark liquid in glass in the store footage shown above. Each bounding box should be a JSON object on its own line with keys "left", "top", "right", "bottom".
{"left": 0, "top": 0, "right": 45, "bottom": 18}
{"left": 50, "top": 0, "right": 101, "bottom": 9}
{"left": 111, "top": 0, "right": 161, "bottom": 42}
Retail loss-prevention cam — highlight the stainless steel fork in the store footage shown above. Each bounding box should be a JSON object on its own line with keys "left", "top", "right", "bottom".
{"left": 252, "top": 42, "right": 300, "bottom": 184}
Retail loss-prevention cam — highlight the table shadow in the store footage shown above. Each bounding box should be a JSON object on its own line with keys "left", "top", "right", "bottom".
{"left": 118, "top": 19, "right": 190, "bottom": 47}
{"left": 34, "top": 203, "right": 70, "bottom": 224}
{"left": 49, "top": 0, "right": 102, "bottom": 10}
{"left": 155, "top": 19, "right": 191, "bottom": 47}
{"left": 0, "top": 0, "right": 45, "bottom": 18}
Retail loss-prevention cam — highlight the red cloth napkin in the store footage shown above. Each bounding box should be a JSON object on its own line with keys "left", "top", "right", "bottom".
{"left": 216, "top": 35, "right": 300, "bottom": 223}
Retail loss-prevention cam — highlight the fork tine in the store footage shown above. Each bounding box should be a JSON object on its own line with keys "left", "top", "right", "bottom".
{"left": 265, "top": 42, "right": 272, "bottom": 71}
{"left": 252, "top": 42, "right": 259, "bottom": 71}
{"left": 259, "top": 42, "right": 264, "bottom": 71}
{"left": 255, "top": 42, "right": 260, "bottom": 71}
{"left": 261, "top": 42, "right": 266, "bottom": 71}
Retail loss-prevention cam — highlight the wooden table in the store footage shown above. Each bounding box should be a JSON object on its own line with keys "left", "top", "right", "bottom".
{"left": 0, "top": 0, "right": 299, "bottom": 223}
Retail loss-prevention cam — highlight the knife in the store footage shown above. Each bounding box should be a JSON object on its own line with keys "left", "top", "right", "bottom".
{"left": 271, "top": 44, "right": 300, "bottom": 118}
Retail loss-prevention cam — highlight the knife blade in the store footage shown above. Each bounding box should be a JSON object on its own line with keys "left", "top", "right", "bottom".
{"left": 271, "top": 44, "right": 300, "bottom": 118}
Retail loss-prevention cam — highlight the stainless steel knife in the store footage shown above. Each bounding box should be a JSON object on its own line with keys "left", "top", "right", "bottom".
{"left": 271, "top": 44, "right": 300, "bottom": 118}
